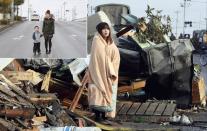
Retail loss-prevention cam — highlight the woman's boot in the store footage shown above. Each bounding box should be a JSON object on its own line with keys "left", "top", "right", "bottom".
{"left": 93, "top": 109, "right": 101, "bottom": 122}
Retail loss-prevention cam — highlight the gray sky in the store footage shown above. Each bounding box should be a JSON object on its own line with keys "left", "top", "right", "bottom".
{"left": 19, "top": 0, "right": 87, "bottom": 20}
{"left": 88, "top": 0, "right": 207, "bottom": 36}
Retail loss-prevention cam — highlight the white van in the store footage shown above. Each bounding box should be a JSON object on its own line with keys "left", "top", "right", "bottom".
{"left": 31, "top": 14, "right": 40, "bottom": 21}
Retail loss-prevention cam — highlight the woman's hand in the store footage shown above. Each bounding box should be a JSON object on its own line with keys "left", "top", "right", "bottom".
{"left": 81, "top": 70, "right": 89, "bottom": 87}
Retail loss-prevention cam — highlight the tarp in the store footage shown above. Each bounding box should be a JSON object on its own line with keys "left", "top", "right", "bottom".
{"left": 0, "top": 58, "right": 14, "bottom": 71}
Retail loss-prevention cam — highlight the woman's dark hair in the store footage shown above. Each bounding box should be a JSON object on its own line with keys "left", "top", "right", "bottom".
{"left": 46, "top": 10, "right": 50, "bottom": 14}
{"left": 96, "top": 22, "right": 113, "bottom": 44}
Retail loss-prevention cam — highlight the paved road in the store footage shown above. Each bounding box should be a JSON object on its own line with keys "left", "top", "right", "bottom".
{"left": 0, "top": 21, "right": 86, "bottom": 58}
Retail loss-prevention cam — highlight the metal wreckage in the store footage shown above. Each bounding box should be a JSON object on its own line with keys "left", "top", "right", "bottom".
{"left": 0, "top": 4, "right": 206, "bottom": 131}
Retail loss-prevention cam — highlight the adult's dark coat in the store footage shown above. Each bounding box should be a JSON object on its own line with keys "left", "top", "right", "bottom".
{"left": 42, "top": 18, "right": 55, "bottom": 38}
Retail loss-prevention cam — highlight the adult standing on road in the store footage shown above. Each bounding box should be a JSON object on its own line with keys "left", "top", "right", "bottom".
{"left": 82, "top": 22, "right": 120, "bottom": 123}
{"left": 42, "top": 10, "right": 55, "bottom": 54}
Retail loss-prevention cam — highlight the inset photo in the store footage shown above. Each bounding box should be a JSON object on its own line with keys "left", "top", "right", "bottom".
{"left": 0, "top": 0, "right": 87, "bottom": 58}
{"left": 87, "top": 0, "right": 206, "bottom": 127}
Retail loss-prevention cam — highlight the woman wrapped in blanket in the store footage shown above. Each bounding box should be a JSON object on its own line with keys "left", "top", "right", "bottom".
{"left": 82, "top": 22, "right": 120, "bottom": 123}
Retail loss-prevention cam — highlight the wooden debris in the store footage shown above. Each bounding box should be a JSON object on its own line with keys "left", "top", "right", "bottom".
{"left": 0, "top": 74, "right": 30, "bottom": 100}
{"left": 118, "top": 80, "right": 146, "bottom": 93}
{"left": 28, "top": 93, "right": 57, "bottom": 104}
{"left": 0, "top": 118, "right": 22, "bottom": 131}
{"left": 154, "top": 103, "right": 167, "bottom": 116}
{"left": 0, "top": 84, "right": 17, "bottom": 97}
{"left": 0, "top": 108, "right": 35, "bottom": 119}
{"left": 32, "top": 116, "right": 47, "bottom": 126}
{"left": 41, "top": 70, "right": 52, "bottom": 92}
{"left": 192, "top": 76, "right": 206, "bottom": 105}
{"left": 116, "top": 101, "right": 176, "bottom": 117}
{"left": 2, "top": 71, "right": 34, "bottom": 83}
{"left": 69, "top": 86, "right": 86, "bottom": 112}
{"left": 62, "top": 98, "right": 82, "bottom": 109}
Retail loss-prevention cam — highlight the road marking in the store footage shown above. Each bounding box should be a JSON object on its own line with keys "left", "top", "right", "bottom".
{"left": 71, "top": 34, "right": 77, "bottom": 37}
{"left": 12, "top": 35, "right": 24, "bottom": 40}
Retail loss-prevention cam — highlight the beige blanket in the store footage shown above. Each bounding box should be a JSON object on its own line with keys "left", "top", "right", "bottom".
{"left": 88, "top": 33, "right": 120, "bottom": 118}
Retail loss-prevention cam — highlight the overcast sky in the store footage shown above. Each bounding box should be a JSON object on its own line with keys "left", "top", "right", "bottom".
{"left": 88, "top": 0, "right": 207, "bottom": 36}
{"left": 19, "top": 0, "right": 87, "bottom": 20}
{"left": 18, "top": 0, "right": 207, "bottom": 35}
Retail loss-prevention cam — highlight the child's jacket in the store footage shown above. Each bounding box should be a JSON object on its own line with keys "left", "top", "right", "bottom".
{"left": 32, "top": 31, "right": 43, "bottom": 43}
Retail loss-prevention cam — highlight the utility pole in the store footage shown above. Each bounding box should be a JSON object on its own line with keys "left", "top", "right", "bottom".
{"left": 61, "top": 6, "right": 62, "bottom": 20}
{"left": 11, "top": 0, "right": 14, "bottom": 22}
{"left": 28, "top": 0, "right": 30, "bottom": 21}
{"left": 183, "top": 0, "right": 187, "bottom": 35}
{"left": 58, "top": 9, "right": 60, "bottom": 20}
{"left": 182, "top": 0, "right": 191, "bottom": 35}
{"left": 175, "top": 11, "right": 180, "bottom": 38}
{"left": 63, "top": 1, "right": 66, "bottom": 21}
{"left": 205, "top": 0, "right": 207, "bottom": 31}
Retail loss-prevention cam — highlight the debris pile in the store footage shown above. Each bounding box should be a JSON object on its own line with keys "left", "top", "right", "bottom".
{"left": 0, "top": 59, "right": 87, "bottom": 130}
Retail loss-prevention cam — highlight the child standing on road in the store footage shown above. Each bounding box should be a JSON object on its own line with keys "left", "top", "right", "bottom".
{"left": 32, "top": 26, "right": 43, "bottom": 55}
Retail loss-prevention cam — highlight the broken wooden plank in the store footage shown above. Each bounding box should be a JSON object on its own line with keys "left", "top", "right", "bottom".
{"left": 132, "top": 80, "right": 146, "bottom": 90}
{"left": 136, "top": 102, "right": 150, "bottom": 115}
{"left": 118, "top": 102, "right": 133, "bottom": 115}
{"left": 118, "top": 85, "right": 132, "bottom": 94}
{"left": 28, "top": 93, "right": 57, "bottom": 104}
{"left": 32, "top": 116, "right": 47, "bottom": 126}
{"left": 16, "top": 96, "right": 33, "bottom": 107}
{"left": 154, "top": 103, "right": 167, "bottom": 116}
{"left": 116, "top": 102, "right": 125, "bottom": 113}
{"left": 0, "top": 92, "right": 26, "bottom": 107}
{"left": 69, "top": 85, "right": 85, "bottom": 112}
{"left": 127, "top": 102, "right": 141, "bottom": 115}
{"left": 118, "top": 80, "right": 146, "bottom": 94}
{"left": 162, "top": 104, "right": 176, "bottom": 116}
{"left": 0, "top": 118, "right": 21, "bottom": 131}
{"left": 0, "top": 84, "right": 17, "bottom": 97}
{"left": 0, "top": 108, "right": 35, "bottom": 119}
{"left": 26, "top": 69, "right": 43, "bottom": 85}
{"left": 192, "top": 76, "right": 206, "bottom": 105}
{"left": 0, "top": 74, "right": 29, "bottom": 100}
{"left": 15, "top": 118, "right": 28, "bottom": 129}
{"left": 2, "top": 71, "right": 33, "bottom": 83}
{"left": 145, "top": 103, "right": 159, "bottom": 116}
{"left": 41, "top": 70, "right": 52, "bottom": 92}
{"left": 62, "top": 98, "right": 82, "bottom": 109}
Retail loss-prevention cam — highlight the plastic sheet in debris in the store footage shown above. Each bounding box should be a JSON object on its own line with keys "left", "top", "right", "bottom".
{"left": 0, "top": 58, "right": 14, "bottom": 71}
{"left": 39, "top": 126, "right": 101, "bottom": 131}
{"left": 68, "top": 56, "right": 90, "bottom": 86}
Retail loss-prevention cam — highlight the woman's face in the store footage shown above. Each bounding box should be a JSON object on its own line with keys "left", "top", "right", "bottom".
{"left": 45, "top": 13, "right": 50, "bottom": 18}
{"left": 101, "top": 28, "right": 110, "bottom": 38}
